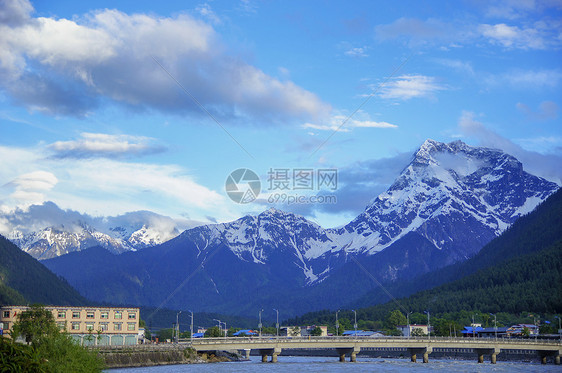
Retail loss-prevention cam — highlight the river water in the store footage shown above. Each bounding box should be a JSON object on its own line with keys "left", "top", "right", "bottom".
{"left": 106, "top": 356, "right": 560, "bottom": 372}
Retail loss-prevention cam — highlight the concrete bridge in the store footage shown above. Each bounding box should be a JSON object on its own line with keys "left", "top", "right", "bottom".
{"left": 190, "top": 336, "right": 561, "bottom": 364}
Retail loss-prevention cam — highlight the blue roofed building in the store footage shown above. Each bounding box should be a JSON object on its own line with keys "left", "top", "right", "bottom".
{"left": 232, "top": 329, "right": 258, "bottom": 336}
{"left": 462, "top": 326, "right": 484, "bottom": 337}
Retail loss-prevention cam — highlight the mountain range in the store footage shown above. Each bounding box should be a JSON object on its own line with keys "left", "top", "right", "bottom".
{"left": 289, "top": 187, "right": 562, "bottom": 328}
{"left": 1, "top": 202, "right": 201, "bottom": 259}
{"left": 41, "top": 139, "right": 559, "bottom": 318}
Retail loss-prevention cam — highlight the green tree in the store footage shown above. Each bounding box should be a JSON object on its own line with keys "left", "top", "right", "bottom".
{"left": 310, "top": 327, "right": 323, "bottom": 336}
{"left": 338, "top": 317, "right": 352, "bottom": 332}
{"left": 205, "top": 326, "right": 222, "bottom": 337}
{"left": 386, "top": 310, "right": 407, "bottom": 329}
{"left": 11, "top": 305, "right": 59, "bottom": 347}
{"left": 157, "top": 328, "right": 174, "bottom": 341}
{"left": 10, "top": 305, "right": 104, "bottom": 372}
{"left": 262, "top": 327, "right": 276, "bottom": 335}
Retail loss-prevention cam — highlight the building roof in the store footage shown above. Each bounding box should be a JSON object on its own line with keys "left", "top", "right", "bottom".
{"left": 462, "top": 326, "right": 484, "bottom": 334}
{"left": 233, "top": 329, "right": 257, "bottom": 336}
{"left": 342, "top": 330, "right": 385, "bottom": 337}
{"left": 478, "top": 327, "right": 510, "bottom": 333}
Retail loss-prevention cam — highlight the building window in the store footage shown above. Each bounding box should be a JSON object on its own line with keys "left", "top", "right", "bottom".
{"left": 127, "top": 323, "right": 135, "bottom": 331}
{"left": 86, "top": 312, "right": 95, "bottom": 319}
{"left": 2, "top": 322, "right": 9, "bottom": 330}
{"left": 57, "top": 311, "right": 66, "bottom": 319}
{"left": 128, "top": 313, "right": 136, "bottom": 320}
{"left": 2, "top": 311, "right": 10, "bottom": 318}
{"left": 86, "top": 323, "right": 94, "bottom": 331}
{"left": 114, "top": 323, "right": 122, "bottom": 331}
{"left": 99, "top": 323, "right": 108, "bottom": 331}
{"left": 71, "top": 322, "right": 80, "bottom": 330}
{"left": 100, "top": 312, "right": 108, "bottom": 319}
{"left": 114, "top": 311, "right": 122, "bottom": 320}
{"left": 57, "top": 322, "right": 66, "bottom": 330}
{"left": 72, "top": 311, "right": 80, "bottom": 319}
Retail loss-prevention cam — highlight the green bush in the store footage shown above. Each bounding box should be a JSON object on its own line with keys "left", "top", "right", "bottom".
{"left": 8, "top": 305, "right": 104, "bottom": 372}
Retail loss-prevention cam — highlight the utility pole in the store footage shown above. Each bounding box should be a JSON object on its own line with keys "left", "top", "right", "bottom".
{"left": 273, "top": 309, "right": 279, "bottom": 338}
{"left": 258, "top": 309, "right": 264, "bottom": 338}
{"left": 555, "top": 316, "right": 561, "bottom": 343}
{"left": 335, "top": 310, "right": 340, "bottom": 337}
{"left": 490, "top": 313, "right": 497, "bottom": 340}
{"left": 176, "top": 311, "right": 182, "bottom": 343}
{"left": 424, "top": 310, "right": 430, "bottom": 339}
{"left": 188, "top": 310, "right": 194, "bottom": 345}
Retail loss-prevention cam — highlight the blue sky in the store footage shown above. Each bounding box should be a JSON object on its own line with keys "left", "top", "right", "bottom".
{"left": 0, "top": 0, "right": 561, "bottom": 228}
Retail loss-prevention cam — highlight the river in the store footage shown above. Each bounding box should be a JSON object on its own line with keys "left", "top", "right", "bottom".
{"left": 105, "top": 356, "right": 560, "bottom": 372}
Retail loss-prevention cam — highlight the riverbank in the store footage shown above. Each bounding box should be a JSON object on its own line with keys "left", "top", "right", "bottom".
{"left": 98, "top": 346, "right": 244, "bottom": 369}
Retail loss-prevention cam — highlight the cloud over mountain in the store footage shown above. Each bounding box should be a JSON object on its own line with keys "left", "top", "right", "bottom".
{"left": 0, "top": 0, "right": 330, "bottom": 121}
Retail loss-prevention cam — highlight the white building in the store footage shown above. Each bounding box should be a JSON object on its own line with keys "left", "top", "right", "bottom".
{"left": 396, "top": 324, "right": 430, "bottom": 337}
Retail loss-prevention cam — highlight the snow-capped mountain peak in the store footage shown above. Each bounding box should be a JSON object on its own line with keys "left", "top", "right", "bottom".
{"left": 2, "top": 203, "right": 199, "bottom": 259}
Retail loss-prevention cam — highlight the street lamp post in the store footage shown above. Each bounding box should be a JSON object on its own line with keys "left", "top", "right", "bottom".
{"left": 213, "top": 319, "right": 222, "bottom": 337}
{"left": 424, "top": 310, "right": 430, "bottom": 339}
{"left": 555, "top": 316, "right": 561, "bottom": 342}
{"left": 258, "top": 309, "right": 264, "bottom": 338}
{"left": 490, "top": 313, "right": 497, "bottom": 340}
{"left": 335, "top": 310, "right": 340, "bottom": 337}
{"left": 176, "top": 311, "right": 182, "bottom": 343}
{"left": 352, "top": 310, "right": 357, "bottom": 338}
{"left": 273, "top": 309, "right": 279, "bottom": 338}
{"left": 406, "top": 311, "right": 413, "bottom": 339}
{"left": 188, "top": 310, "right": 194, "bottom": 345}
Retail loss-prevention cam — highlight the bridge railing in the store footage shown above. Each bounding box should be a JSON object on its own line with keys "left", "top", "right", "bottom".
{"left": 190, "top": 335, "right": 561, "bottom": 346}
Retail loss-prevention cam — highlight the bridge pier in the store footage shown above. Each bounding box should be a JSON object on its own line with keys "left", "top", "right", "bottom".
{"left": 336, "top": 347, "right": 360, "bottom": 362}
{"left": 259, "top": 348, "right": 282, "bottom": 363}
{"left": 538, "top": 350, "right": 560, "bottom": 365}
{"left": 408, "top": 347, "right": 432, "bottom": 363}
{"left": 474, "top": 348, "right": 500, "bottom": 364}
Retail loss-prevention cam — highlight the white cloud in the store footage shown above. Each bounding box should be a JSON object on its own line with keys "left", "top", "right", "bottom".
{"left": 302, "top": 123, "right": 350, "bottom": 133}
{"left": 48, "top": 133, "right": 166, "bottom": 159}
{"left": 0, "top": 144, "right": 229, "bottom": 220}
{"left": 486, "top": 69, "right": 562, "bottom": 89}
{"left": 458, "top": 111, "right": 562, "bottom": 184}
{"left": 379, "top": 74, "right": 446, "bottom": 100}
{"left": 0, "top": 1, "right": 330, "bottom": 121}
{"left": 478, "top": 23, "right": 546, "bottom": 49}
{"left": 433, "top": 58, "right": 475, "bottom": 75}
{"left": 302, "top": 112, "right": 397, "bottom": 133}
{"left": 344, "top": 47, "right": 369, "bottom": 58}
{"left": 2, "top": 170, "right": 58, "bottom": 205}
{"left": 196, "top": 3, "right": 221, "bottom": 24}
{"left": 375, "top": 13, "right": 561, "bottom": 50}
{"left": 375, "top": 17, "right": 458, "bottom": 44}
{"left": 6, "top": 171, "right": 58, "bottom": 191}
